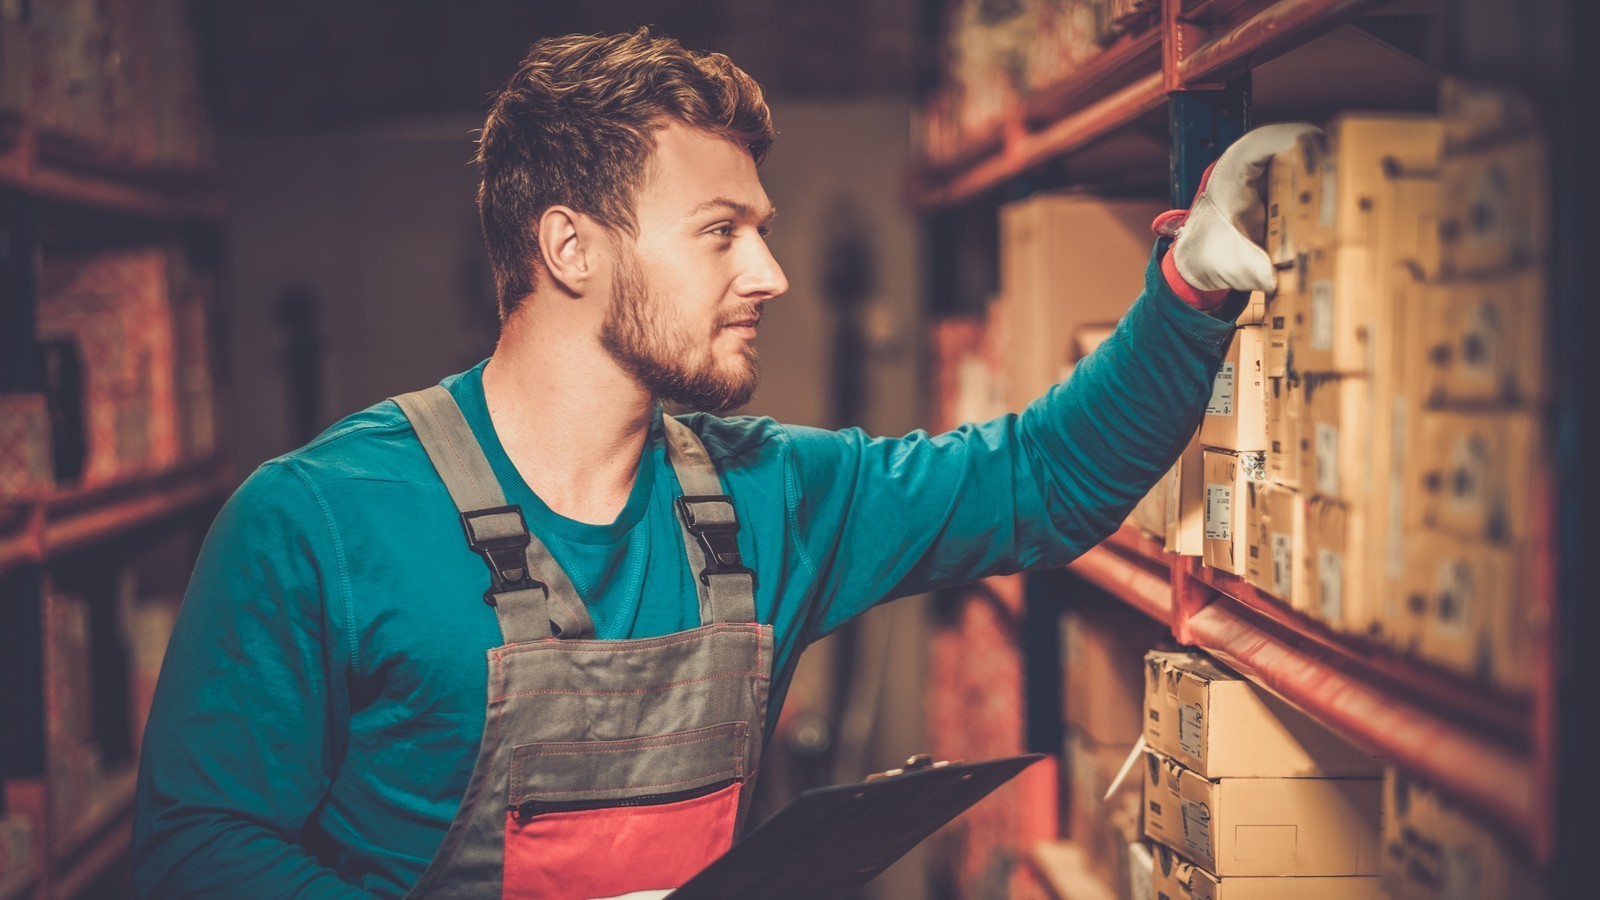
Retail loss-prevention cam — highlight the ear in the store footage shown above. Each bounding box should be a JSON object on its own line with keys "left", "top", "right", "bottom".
{"left": 536, "top": 205, "right": 598, "bottom": 296}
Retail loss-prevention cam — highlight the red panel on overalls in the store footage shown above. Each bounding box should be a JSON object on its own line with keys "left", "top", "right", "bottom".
{"left": 393, "top": 388, "right": 772, "bottom": 900}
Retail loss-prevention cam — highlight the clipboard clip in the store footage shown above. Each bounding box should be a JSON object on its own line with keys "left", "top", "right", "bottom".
{"left": 864, "top": 753, "right": 964, "bottom": 782}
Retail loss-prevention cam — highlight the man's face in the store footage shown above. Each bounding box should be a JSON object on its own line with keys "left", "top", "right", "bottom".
{"left": 599, "top": 122, "right": 787, "bottom": 412}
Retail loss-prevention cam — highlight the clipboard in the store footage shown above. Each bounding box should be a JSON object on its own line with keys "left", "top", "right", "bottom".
{"left": 667, "top": 753, "right": 1044, "bottom": 899}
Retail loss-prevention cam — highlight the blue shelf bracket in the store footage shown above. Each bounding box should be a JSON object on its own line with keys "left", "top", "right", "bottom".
{"left": 1167, "top": 74, "right": 1252, "bottom": 210}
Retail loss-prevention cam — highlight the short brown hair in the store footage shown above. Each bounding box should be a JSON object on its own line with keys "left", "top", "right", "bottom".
{"left": 477, "top": 28, "right": 775, "bottom": 318}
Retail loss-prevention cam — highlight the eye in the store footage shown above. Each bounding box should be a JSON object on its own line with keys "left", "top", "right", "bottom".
{"left": 710, "top": 223, "right": 735, "bottom": 238}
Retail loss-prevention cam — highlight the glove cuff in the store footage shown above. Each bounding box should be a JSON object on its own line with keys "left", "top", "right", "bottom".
{"left": 1161, "top": 245, "right": 1230, "bottom": 312}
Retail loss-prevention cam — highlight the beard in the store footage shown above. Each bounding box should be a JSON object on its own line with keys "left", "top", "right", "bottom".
{"left": 599, "top": 246, "right": 761, "bottom": 413}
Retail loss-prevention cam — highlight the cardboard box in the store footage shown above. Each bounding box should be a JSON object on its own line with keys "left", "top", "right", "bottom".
{"left": 1263, "top": 258, "right": 1307, "bottom": 380}
{"left": 1264, "top": 373, "right": 1302, "bottom": 489}
{"left": 1245, "top": 483, "right": 1306, "bottom": 606}
{"left": 1165, "top": 435, "right": 1206, "bottom": 557}
{"left": 1440, "top": 77, "right": 1541, "bottom": 154}
{"left": 1416, "top": 272, "right": 1547, "bottom": 406}
{"left": 1299, "top": 114, "right": 1443, "bottom": 251}
{"left": 1065, "top": 729, "right": 1142, "bottom": 891}
{"left": 1382, "top": 769, "right": 1544, "bottom": 900}
{"left": 1265, "top": 145, "right": 1313, "bottom": 268}
{"left": 1401, "top": 532, "right": 1536, "bottom": 690}
{"left": 1303, "top": 497, "right": 1370, "bottom": 633}
{"left": 0, "top": 393, "right": 55, "bottom": 500}
{"left": 1062, "top": 605, "right": 1166, "bottom": 746}
{"left": 1411, "top": 410, "right": 1539, "bottom": 543}
{"left": 1202, "top": 450, "right": 1267, "bottom": 575}
{"left": 1292, "top": 243, "right": 1376, "bottom": 375}
{"left": 999, "top": 194, "right": 1167, "bottom": 412}
{"left": 1152, "top": 844, "right": 1390, "bottom": 900}
{"left": 1143, "top": 651, "right": 1203, "bottom": 756}
{"left": 1143, "top": 750, "right": 1382, "bottom": 877}
{"left": 1142, "top": 652, "right": 1381, "bottom": 779}
{"left": 1236, "top": 290, "right": 1267, "bottom": 328}
{"left": 1129, "top": 472, "right": 1169, "bottom": 540}
{"left": 1298, "top": 374, "right": 1369, "bottom": 503}
{"left": 1438, "top": 137, "right": 1547, "bottom": 279}
{"left": 1199, "top": 327, "right": 1267, "bottom": 452}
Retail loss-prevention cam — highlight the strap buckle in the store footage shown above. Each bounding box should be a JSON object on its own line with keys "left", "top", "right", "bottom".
{"left": 460, "top": 505, "right": 542, "bottom": 606}
{"left": 675, "top": 495, "right": 754, "bottom": 586}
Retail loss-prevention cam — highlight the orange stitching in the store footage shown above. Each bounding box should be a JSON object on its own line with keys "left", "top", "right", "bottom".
{"left": 498, "top": 625, "right": 763, "bottom": 656}
{"left": 511, "top": 770, "right": 742, "bottom": 800}
{"left": 494, "top": 671, "right": 761, "bottom": 701}
{"left": 522, "top": 731, "right": 737, "bottom": 756}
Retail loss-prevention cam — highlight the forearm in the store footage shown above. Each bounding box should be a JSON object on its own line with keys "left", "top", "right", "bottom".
{"left": 1013, "top": 240, "right": 1236, "bottom": 560}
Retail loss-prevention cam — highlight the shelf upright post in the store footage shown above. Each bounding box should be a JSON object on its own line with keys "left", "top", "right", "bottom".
{"left": 0, "top": 187, "right": 37, "bottom": 391}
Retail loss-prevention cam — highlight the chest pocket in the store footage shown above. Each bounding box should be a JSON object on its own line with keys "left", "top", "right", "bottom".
{"left": 502, "top": 722, "right": 749, "bottom": 900}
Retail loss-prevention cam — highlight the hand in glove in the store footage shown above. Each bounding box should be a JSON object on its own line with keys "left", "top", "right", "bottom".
{"left": 1152, "top": 122, "right": 1321, "bottom": 311}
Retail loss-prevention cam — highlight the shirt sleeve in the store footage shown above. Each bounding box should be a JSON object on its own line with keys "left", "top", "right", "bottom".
{"left": 133, "top": 461, "right": 371, "bottom": 900}
{"left": 789, "top": 241, "right": 1238, "bottom": 638}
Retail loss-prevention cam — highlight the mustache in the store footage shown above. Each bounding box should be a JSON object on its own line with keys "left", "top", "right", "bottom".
{"left": 716, "top": 303, "right": 765, "bottom": 328}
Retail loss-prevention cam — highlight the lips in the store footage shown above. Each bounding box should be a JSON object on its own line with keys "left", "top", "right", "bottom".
{"left": 719, "top": 306, "right": 764, "bottom": 330}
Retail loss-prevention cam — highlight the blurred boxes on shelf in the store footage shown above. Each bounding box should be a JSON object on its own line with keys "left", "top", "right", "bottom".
{"left": 1399, "top": 533, "right": 1536, "bottom": 690}
{"left": 1062, "top": 605, "right": 1164, "bottom": 746}
{"left": 1199, "top": 327, "right": 1266, "bottom": 452}
{"left": 36, "top": 249, "right": 181, "bottom": 487}
{"left": 0, "top": 393, "right": 54, "bottom": 499}
{"left": 1414, "top": 272, "right": 1547, "bottom": 406}
{"left": 1294, "top": 113, "right": 1443, "bottom": 253}
{"left": 0, "top": 812, "right": 38, "bottom": 899}
{"left": 1152, "top": 844, "right": 1388, "bottom": 900}
{"left": 997, "top": 193, "right": 1165, "bottom": 412}
{"left": 1409, "top": 410, "right": 1537, "bottom": 544}
{"left": 1165, "top": 436, "right": 1205, "bottom": 556}
{"left": 1437, "top": 137, "right": 1547, "bottom": 279}
{"left": 1381, "top": 769, "right": 1543, "bottom": 900}
{"left": 1142, "top": 651, "right": 1380, "bottom": 779}
{"left": 1065, "top": 729, "right": 1142, "bottom": 895}
{"left": 1298, "top": 374, "right": 1369, "bottom": 503}
{"left": 1142, "top": 748, "right": 1382, "bottom": 877}
{"left": 1200, "top": 450, "right": 1265, "bottom": 575}
{"left": 1302, "top": 496, "right": 1371, "bottom": 631}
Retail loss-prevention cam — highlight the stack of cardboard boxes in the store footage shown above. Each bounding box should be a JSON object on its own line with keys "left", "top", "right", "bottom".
{"left": 1381, "top": 768, "right": 1542, "bottom": 899}
{"left": 1142, "top": 651, "right": 1386, "bottom": 898}
{"left": 1260, "top": 112, "right": 1445, "bottom": 634}
{"left": 1391, "top": 81, "right": 1547, "bottom": 689}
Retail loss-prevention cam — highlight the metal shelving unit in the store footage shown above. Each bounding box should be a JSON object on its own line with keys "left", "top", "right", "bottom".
{"left": 915, "top": 0, "right": 1566, "bottom": 886}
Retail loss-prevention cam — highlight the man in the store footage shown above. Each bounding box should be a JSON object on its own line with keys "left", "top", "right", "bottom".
{"left": 133, "top": 28, "right": 1308, "bottom": 900}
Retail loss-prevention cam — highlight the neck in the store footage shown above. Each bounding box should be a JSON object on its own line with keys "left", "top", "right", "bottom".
{"left": 482, "top": 306, "right": 654, "bottom": 525}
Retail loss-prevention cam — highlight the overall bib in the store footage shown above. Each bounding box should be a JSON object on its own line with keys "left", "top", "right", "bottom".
{"left": 394, "top": 387, "right": 773, "bottom": 900}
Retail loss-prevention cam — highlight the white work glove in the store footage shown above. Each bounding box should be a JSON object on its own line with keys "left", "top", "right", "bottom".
{"left": 590, "top": 892, "right": 673, "bottom": 899}
{"left": 1152, "top": 122, "right": 1321, "bottom": 309}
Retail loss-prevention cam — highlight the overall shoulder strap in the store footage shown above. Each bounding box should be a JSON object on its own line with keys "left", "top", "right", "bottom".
{"left": 393, "top": 386, "right": 594, "bottom": 642}
{"left": 661, "top": 414, "right": 757, "bottom": 626}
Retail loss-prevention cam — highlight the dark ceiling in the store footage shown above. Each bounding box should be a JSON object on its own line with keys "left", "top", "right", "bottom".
{"left": 199, "top": 0, "right": 922, "bottom": 131}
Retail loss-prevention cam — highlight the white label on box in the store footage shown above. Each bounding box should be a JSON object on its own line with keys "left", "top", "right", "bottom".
{"left": 1205, "top": 483, "right": 1232, "bottom": 541}
{"left": 1315, "top": 423, "right": 1340, "bottom": 495}
{"left": 1181, "top": 799, "right": 1215, "bottom": 866}
{"left": 1272, "top": 532, "right": 1294, "bottom": 598}
{"left": 1320, "top": 159, "right": 1338, "bottom": 227}
{"left": 1310, "top": 281, "right": 1335, "bottom": 351}
{"left": 1433, "top": 559, "right": 1474, "bottom": 636}
{"left": 1206, "top": 362, "right": 1236, "bottom": 416}
{"left": 1387, "top": 400, "right": 1408, "bottom": 580}
{"left": 1178, "top": 702, "right": 1205, "bottom": 760}
{"left": 1319, "top": 549, "right": 1344, "bottom": 622}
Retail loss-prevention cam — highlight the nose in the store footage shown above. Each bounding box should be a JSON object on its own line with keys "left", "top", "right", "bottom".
{"left": 735, "top": 237, "right": 788, "bottom": 301}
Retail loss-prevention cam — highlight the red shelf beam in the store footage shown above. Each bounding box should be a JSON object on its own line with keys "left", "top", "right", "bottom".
{"left": 1067, "top": 541, "right": 1172, "bottom": 624}
{"left": 1186, "top": 599, "right": 1536, "bottom": 848}
{"left": 1172, "top": 0, "right": 1387, "bottom": 87}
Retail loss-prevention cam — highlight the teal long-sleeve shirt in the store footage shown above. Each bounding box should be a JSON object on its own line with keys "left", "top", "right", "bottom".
{"left": 133, "top": 244, "right": 1239, "bottom": 898}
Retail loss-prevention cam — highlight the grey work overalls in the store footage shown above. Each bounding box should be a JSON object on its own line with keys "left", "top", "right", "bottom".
{"left": 393, "top": 387, "right": 772, "bottom": 900}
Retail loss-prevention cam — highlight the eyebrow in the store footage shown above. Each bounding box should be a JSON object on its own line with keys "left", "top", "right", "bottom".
{"left": 685, "top": 197, "right": 778, "bottom": 228}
